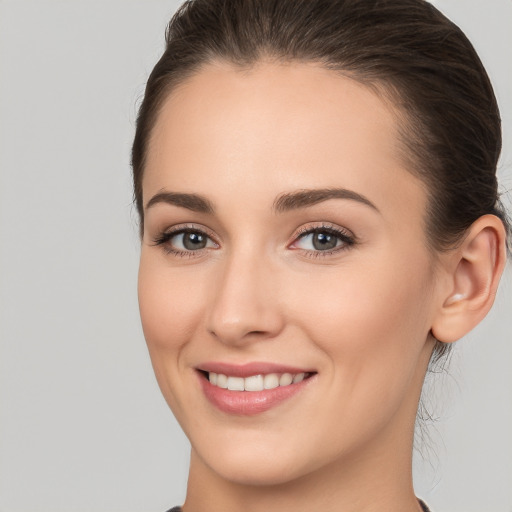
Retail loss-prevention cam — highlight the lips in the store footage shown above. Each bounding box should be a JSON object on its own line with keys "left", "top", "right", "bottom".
{"left": 196, "top": 362, "right": 316, "bottom": 415}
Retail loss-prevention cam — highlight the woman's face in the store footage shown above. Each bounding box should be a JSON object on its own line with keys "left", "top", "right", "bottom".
{"left": 138, "top": 60, "right": 439, "bottom": 485}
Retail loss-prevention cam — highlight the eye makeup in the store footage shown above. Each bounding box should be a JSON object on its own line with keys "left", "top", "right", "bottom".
{"left": 289, "top": 222, "right": 356, "bottom": 258}
{"left": 150, "top": 220, "right": 357, "bottom": 260}
{"left": 151, "top": 223, "right": 219, "bottom": 258}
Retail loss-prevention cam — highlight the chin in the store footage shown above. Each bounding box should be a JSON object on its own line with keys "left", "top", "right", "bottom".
{"left": 193, "top": 436, "right": 316, "bottom": 487}
{"left": 210, "top": 458, "right": 309, "bottom": 487}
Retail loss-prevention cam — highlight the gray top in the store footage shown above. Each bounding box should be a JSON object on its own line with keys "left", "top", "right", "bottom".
{"left": 166, "top": 499, "right": 431, "bottom": 511}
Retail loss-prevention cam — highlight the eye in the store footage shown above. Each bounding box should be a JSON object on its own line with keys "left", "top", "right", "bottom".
{"left": 172, "top": 230, "right": 213, "bottom": 251}
{"left": 290, "top": 225, "right": 355, "bottom": 255}
{"left": 151, "top": 226, "right": 218, "bottom": 257}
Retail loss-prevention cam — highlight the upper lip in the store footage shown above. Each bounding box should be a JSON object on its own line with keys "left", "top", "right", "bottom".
{"left": 197, "top": 361, "right": 316, "bottom": 378}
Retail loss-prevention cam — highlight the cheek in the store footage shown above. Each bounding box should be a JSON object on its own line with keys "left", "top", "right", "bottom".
{"left": 137, "top": 252, "right": 208, "bottom": 357}
{"left": 288, "top": 251, "right": 434, "bottom": 382}
{"left": 137, "top": 252, "right": 213, "bottom": 420}
{"left": 278, "top": 255, "right": 434, "bottom": 453}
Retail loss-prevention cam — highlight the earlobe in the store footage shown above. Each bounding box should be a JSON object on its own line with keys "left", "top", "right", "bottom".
{"left": 431, "top": 214, "right": 507, "bottom": 343}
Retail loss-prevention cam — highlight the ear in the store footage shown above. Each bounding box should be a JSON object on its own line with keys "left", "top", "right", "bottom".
{"left": 431, "top": 214, "right": 507, "bottom": 343}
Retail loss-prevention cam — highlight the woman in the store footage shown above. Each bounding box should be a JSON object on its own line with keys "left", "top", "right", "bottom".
{"left": 131, "top": 0, "right": 510, "bottom": 511}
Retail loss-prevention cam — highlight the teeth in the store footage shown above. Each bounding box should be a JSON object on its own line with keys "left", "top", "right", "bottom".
{"left": 293, "top": 373, "right": 305, "bottom": 384}
{"left": 279, "top": 373, "right": 293, "bottom": 386}
{"left": 206, "top": 372, "right": 307, "bottom": 391}
{"left": 216, "top": 373, "right": 228, "bottom": 389}
{"left": 244, "top": 374, "right": 264, "bottom": 391}
{"left": 227, "top": 376, "right": 244, "bottom": 391}
{"left": 264, "top": 373, "right": 279, "bottom": 389}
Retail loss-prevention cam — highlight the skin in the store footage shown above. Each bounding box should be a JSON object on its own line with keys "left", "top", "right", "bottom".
{"left": 137, "top": 60, "right": 506, "bottom": 512}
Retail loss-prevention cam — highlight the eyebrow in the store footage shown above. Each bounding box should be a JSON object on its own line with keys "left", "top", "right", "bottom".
{"left": 272, "top": 188, "right": 380, "bottom": 214}
{"left": 145, "top": 191, "right": 214, "bottom": 214}
{"left": 145, "top": 187, "right": 379, "bottom": 215}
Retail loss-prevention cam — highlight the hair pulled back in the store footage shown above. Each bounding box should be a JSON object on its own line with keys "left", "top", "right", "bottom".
{"left": 131, "top": 0, "right": 511, "bottom": 361}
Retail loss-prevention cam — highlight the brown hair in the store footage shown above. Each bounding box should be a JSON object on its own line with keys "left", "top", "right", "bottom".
{"left": 131, "top": 0, "right": 511, "bottom": 362}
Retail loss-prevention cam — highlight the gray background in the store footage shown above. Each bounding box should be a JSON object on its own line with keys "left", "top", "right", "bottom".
{"left": 0, "top": 1, "right": 510, "bottom": 511}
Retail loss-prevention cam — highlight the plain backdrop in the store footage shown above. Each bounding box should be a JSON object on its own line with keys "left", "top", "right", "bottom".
{"left": 0, "top": 1, "right": 511, "bottom": 511}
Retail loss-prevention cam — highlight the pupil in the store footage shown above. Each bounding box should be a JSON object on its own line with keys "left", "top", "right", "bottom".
{"left": 313, "top": 232, "right": 337, "bottom": 250}
{"left": 183, "top": 232, "right": 206, "bottom": 250}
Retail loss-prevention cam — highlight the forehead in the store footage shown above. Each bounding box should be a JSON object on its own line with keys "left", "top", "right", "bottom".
{"left": 144, "top": 59, "right": 427, "bottom": 224}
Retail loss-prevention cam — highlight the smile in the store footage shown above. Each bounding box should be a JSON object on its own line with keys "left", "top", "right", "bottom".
{"left": 197, "top": 364, "right": 317, "bottom": 415}
{"left": 207, "top": 371, "right": 309, "bottom": 391}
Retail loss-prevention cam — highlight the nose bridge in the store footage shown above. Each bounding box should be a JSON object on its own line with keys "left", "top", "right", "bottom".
{"left": 206, "top": 242, "right": 283, "bottom": 345}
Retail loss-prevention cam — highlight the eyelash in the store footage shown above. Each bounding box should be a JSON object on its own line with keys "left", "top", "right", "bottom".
{"left": 151, "top": 224, "right": 219, "bottom": 258}
{"left": 292, "top": 223, "right": 356, "bottom": 258}
{"left": 151, "top": 223, "right": 356, "bottom": 259}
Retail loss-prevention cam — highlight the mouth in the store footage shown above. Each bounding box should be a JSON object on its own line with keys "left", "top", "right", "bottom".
{"left": 196, "top": 363, "right": 317, "bottom": 416}
{"left": 198, "top": 370, "right": 315, "bottom": 391}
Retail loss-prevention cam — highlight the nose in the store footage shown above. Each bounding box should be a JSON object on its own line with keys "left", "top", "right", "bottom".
{"left": 206, "top": 250, "right": 285, "bottom": 346}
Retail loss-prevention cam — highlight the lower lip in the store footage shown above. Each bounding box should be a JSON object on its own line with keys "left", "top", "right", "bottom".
{"left": 198, "top": 372, "right": 315, "bottom": 416}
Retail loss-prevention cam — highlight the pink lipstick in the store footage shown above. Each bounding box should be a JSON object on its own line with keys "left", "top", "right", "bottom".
{"left": 196, "top": 362, "right": 316, "bottom": 416}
